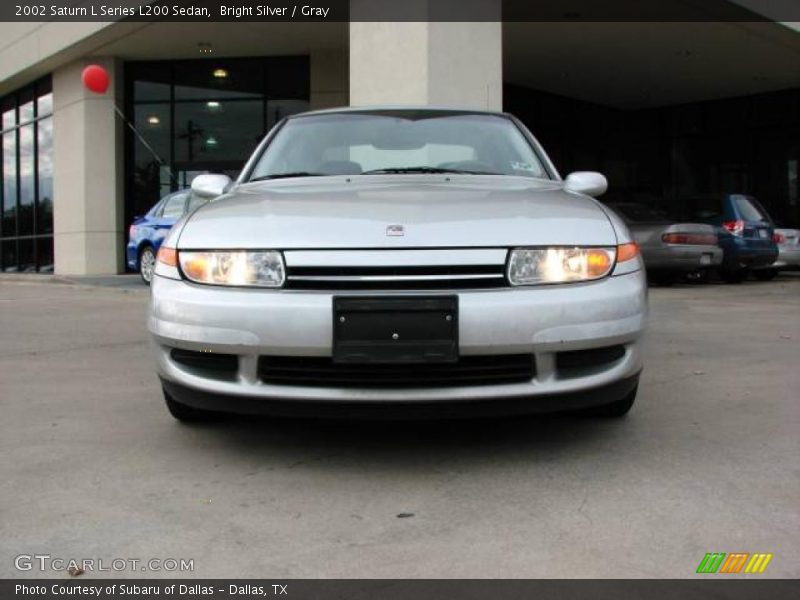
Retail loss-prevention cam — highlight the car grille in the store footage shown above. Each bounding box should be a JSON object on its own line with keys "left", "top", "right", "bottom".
{"left": 171, "top": 349, "right": 238, "bottom": 374}
{"left": 282, "top": 249, "right": 509, "bottom": 290}
{"left": 555, "top": 345, "right": 626, "bottom": 376}
{"left": 284, "top": 265, "right": 507, "bottom": 290}
{"left": 258, "top": 354, "right": 536, "bottom": 388}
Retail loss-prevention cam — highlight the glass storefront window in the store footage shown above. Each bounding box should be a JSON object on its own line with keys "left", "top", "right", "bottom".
{"left": 267, "top": 99, "right": 311, "bottom": 130}
{"left": 0, "top": 77, "right": 53, "bottom": 272}
{"left": 2, "top": 131, "right": 17, "bottom": 239}
{"left": 173, "top": 99, "right": 263, "bottom": 167}
{"left": 18, "top": 124, "right": 35, "bottom": 236}
{"left": 126, "top": 56, "right": 310, "bottom": 231}
{"left": 173, "top": 58, "right": 264, "bottom": 101}
{"left": 132, "top": 103, "right": 172, "bottom": 218}
{"left": 37, "top": 92, "right": 53, "bottom": 118}
{"left": 2, "top": 97, "right": 16, "bottom": 130}
{"left": 37, "top": 116, "right": 53, "bottom": 235}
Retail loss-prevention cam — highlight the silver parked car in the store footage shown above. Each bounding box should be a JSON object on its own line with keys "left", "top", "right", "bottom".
{"left": 603, "top": 202, "right": 722, "bottom": 284}
{"left": 149, "top": 107, "right": 648, "bottom": 421}
{"left": 753, "top": 228, "right": 800, "bottom": 280}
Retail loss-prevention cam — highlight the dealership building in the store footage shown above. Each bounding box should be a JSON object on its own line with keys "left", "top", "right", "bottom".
{"left": 0, "top": 1, "right": 798, "bottom": 275}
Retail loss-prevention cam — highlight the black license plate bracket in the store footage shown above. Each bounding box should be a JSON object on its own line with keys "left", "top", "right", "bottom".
{"left": 333, "top": 296, "right": 458, "bottom": 364}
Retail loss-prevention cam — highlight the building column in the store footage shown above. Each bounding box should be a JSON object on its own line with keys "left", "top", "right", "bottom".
{"left": 52, "top": 57, "right": 124, "bottom": 275}
{"left": 310, "top": 47, "right": 349, "bottom": 110}
{"left": 349, "top": 0, "right": 502, "bottom": 110}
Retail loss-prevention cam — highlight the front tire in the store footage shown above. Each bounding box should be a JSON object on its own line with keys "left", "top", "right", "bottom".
{"left": 684, "top": 268, "right": 712, "bottom": 284}
{"left": 753, "top": 269, "right": 778, "bottom": 281}
{"left": 163, "top": 387, "right": 217, "bottom": 422}
{"left": 139, "top": 246, "right": 156, "bottom": 285}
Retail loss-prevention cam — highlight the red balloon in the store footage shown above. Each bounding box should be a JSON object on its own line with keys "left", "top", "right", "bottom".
{"left": 81, "top": 65, "right": 110, "bottom": 95}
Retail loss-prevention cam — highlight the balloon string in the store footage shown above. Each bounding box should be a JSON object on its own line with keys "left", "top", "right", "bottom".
{"left": 112, "top": 104, "right": 180, "bottom": 186}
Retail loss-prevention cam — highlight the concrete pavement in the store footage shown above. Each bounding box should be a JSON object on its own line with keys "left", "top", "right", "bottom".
{"left": 0, "top": 276, "right": 798, "bottom": 578}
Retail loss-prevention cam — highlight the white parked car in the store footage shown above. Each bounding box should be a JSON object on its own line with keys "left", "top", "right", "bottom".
{"left": 754, "top": 228, "right": 800, "bottom": 279}
{"left": 149, "top": 107, "right": 647, "bottom": 421}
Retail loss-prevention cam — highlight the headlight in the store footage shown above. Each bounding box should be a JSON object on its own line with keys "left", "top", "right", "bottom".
{"left": 179, "top": 250, "right": 285, "bottom": 287}
{"left": 507, "top": 247, "right": 616, "bottom": 285}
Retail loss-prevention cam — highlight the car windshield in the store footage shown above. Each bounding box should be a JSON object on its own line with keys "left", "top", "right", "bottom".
{"left": 248, "top": 111, "right": 550, "bottom": 180}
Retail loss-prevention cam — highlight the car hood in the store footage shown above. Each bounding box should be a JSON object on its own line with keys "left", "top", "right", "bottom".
{"left": 177, "top": 175, "right": 618, "bottom": 249}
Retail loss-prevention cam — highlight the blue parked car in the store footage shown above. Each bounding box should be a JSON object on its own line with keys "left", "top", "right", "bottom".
{"left": 686, "top": 194, "right": 778, "bottom": 283}
{"left": 127, "top": 189, "right": 208, "bottom": 284}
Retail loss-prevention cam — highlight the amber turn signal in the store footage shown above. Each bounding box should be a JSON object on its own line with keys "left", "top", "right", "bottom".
{"left": 616, "top": 243, "right": 639, "bottom": 263}
{"left": 157, "top": 247, "right": 177, "bottom": 267}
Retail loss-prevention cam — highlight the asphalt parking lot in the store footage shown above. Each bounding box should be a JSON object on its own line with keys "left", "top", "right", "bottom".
{"left": 0, "top": 275, "right": 798, "bottom": 578}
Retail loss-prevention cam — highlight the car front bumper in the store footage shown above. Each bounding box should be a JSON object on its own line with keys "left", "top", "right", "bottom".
{"left": 148, "top": 270, "right": 647, "bottom": 411}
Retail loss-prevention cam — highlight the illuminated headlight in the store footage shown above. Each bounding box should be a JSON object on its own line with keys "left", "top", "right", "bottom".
{"left": 179, "top": 250, "right": 285, "bottom": 287}
{"left": 507, "top": 247, "right": 616, "bottom": 285}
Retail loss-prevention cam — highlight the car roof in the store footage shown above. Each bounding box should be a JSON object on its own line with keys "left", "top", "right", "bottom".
{"left": 288, "top": 105, "right": 511, "bottom": 119}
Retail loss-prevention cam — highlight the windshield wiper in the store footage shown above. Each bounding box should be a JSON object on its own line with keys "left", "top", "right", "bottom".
{"left": 361, "top": 166, "right": 499, "bottom": 175}
{"left": 249, "top": 172, "right": 324, "bottom": 182}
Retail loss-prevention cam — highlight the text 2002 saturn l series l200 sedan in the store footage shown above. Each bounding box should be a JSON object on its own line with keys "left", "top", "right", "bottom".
{"left": 149, "top": 107, "right": 648, "bottom": 422}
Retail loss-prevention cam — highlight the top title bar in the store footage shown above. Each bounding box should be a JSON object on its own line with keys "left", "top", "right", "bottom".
{"left": 4, "top": 0, "right": 800, "bottom": 22}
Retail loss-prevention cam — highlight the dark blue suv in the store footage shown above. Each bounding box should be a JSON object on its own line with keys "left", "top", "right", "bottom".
{"left": 127, "top": 190, "right": 208, "bottom": 284}
{"left": 686, "top": 194, "right": 778, "bottom": 283}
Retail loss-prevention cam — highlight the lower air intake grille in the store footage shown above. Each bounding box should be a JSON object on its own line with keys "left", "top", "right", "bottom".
{"left": 556, "top": 345, "right": 626, "bottom": 375}
{"left": 258, "top": 354, "right": 535, "bottom": 388}
{"left": 171, "top": 349, "right": 238, "bottom": 374}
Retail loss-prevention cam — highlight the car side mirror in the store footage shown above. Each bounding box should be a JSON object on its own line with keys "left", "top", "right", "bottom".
{"left": 564, "top": 171, "right": 608, "bottom": 197}
{"left": 191, "top": 174, "right": 233, "bottom": 198}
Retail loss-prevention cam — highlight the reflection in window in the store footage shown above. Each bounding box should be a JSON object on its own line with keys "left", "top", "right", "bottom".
{"left": 174, "top": 100, "right": 263, "bottom": 166}
{"left": 37, "top": 236, "right": 53, "bottom": 272}
{"left": 18, "top": 125, "right": 35, "bottom": 235}
{"left": 37, "top": 93, "right": 53, "bottom": 117}
{"left": 173, "top": 58, "right": 264, "bottom": 101}
{"left": 161, "top": 192, "right": 188, "bottom": 219}
{"left": 2, "top": 131, "right": 17, "bottom": 238}
{"left": 38, "top": 117, "right": 53, "bottom": 234}
{"left": 0, "top": 77, "right": 53, "bottom": 272}
{"left": 2, "top": 98, "right": 15, "bottom": 130}
{"left": 132, "top": 103, "right": 171, "bottom": 219}
{"left": 126, "top": 57, "right": 310, "bottom": 234}
{"left": 19, "top": 100, "right": 34, "bottom": 125}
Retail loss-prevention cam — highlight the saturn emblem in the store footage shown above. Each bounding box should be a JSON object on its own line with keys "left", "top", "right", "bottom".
{"left": 386, "top": 224, "right": 405, "bottom": 236}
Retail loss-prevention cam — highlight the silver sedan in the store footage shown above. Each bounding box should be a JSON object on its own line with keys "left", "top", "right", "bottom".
{"left": 604, "top": 202, "right": 722, "bottom": 284}
{"left": 148, "top": 107, "right": 648, "bottom": 421}
{"left": 753, "top": 228, "right": 800, "bottom": 280}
